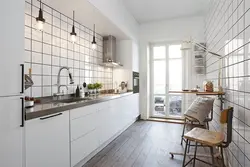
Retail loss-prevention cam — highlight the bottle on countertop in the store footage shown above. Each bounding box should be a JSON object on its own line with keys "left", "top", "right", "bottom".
{"left": 76, "top": 85, "right": 80, "bottom": 97}
{"left": 79, "top": 86, "right": 83, "bottom": 97}
{"left": 83, "top": 82, "right": 89, "bottom": 97}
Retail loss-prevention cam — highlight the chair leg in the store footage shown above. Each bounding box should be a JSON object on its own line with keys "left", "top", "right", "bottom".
{"left": 181, "top": 118, "right": 187, "bottom": 145}
{"left": 193, "top": 142, "right": 198, "bottom": 167}
{"left": 210, "top": 146, "right": 215, "bottom": 167}
{"left": 187, "top": 121, "right": 193, "bottom": 153}
{"left": 206, "top": 121, "right": 209, "bottom": 130}
{"left": 187, "top": 140, "right": 191, "bottom": 153}
{"left": 182, "top": 139, "right": 189, "bottom": 167}
{"left": 220, "top": 146, "right": 225, "bottom": 167}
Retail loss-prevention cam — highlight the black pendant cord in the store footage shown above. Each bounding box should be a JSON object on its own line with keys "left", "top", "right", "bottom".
{"left": 36, "top": 0, "right": 45, "bottom": 23}
{"left": 39, "top": 0, "right": 42, "bottom": 9}
{"left": 73, "top": 11, "right": 75, "bottom": 26}
{"left": 93, "top": 24, "right": 95, "bottom": 38}
{"left": 39, "top": 0, "right": 43, "bottom": 19}
{"left": 92, "top": 24, "right": 96, "bottom": 44}
{"left": 70, "top": 11, "right": 77, "bottom": 36}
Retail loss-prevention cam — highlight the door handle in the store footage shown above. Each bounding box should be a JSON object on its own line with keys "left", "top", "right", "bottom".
{"left": 20, "top": 64, "right": 24, "bottom": 94}
{"left": 20, "top": 97, "right": 25, "bottom": 127}
{"left": 40, "top": 113, "right": 63, "bottom": 120}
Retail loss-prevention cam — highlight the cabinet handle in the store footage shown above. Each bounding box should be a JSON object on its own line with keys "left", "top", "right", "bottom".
{"left": 40, "top": 113, "right": 63, "bottom": 120}
{"left": 20, "top": 64, "right": 24, "bottom": 94}
{"left": 20, "top": 97, "right": 25, "bottom": 127}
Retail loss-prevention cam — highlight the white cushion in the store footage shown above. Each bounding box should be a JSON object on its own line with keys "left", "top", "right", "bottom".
{"left": 184, "top": 96, "right": 215, "bottom": 123}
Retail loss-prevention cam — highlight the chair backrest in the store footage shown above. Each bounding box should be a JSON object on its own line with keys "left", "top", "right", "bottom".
{"left": 222, "top": 107, "right": 233, "bottom": 148}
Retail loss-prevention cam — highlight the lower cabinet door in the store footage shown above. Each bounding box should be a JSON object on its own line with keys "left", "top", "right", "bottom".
{"left": 25, "top": 111, "right": 70, "bottom": 167}
{"left": 0, "top": 96, "right": 24, "bottom": 167}
{"left": 71, "top": 130, "right": 98, "bottom": 167}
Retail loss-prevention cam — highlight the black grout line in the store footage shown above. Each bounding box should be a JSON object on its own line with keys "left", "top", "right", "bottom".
{"left": 206, "top": 0, "right": 250, "bottom": 166}
{"left": 25, "top": 0, "right": 103, "bottom": 38}
{"left": 25, "top": 0, "right": 113, "bottom": 97}
{"left": 24, "top": 29, "right": 104, "bottom": 54}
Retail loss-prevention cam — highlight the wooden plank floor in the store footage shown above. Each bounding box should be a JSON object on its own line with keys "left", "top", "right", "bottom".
{"left": 83, "top": 121, "right": 220, "bottom": 167}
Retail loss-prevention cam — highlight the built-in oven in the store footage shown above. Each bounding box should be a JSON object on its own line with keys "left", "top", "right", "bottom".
{"left": 133, "top": 72, "right": 139, "bottom": 93}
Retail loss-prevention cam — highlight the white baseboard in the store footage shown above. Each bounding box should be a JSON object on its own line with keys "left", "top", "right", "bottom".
{"left": 74, "top": 118, "right": 137, "bottom": 167}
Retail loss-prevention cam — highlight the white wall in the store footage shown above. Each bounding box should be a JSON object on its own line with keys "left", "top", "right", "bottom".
{"left": 87, "top": 0, "right": 139, "bottom": 41}
{"left": 139, "top": 16, "right": 205, "bottom": 119}
{"left": 140, "top": 16, "right": 205, "bottom": 43}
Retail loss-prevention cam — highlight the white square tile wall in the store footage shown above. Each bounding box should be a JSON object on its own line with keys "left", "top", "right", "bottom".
{"left": 24, "top": 0, "right": 113, "bottom": 97}
{"left": 205, "top": 0, "right": 250, "bottom": 166}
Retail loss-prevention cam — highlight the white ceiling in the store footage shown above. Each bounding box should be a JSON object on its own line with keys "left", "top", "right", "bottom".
{"left": 123, "top": 0, "right": 210, "bottom": 24}
{"left": 43, "top": 0, "right": 129, "bottom": 40}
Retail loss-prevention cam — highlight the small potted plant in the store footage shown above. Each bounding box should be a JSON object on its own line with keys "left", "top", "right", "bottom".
{"left": 95, "top": 83, "right": 103, "bottom": 94}
{"left": 87, "top": 84, "right": 94, "bottom": 95}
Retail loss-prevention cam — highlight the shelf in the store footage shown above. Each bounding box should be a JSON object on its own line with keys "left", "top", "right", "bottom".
{"left": 169, "top": 91, "right": 225, "bottom": 96}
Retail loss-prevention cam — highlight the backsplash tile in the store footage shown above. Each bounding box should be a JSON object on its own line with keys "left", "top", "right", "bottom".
{"left": 24, "top": 0, "right": 112, "bottom": 97}
{"left": 205, "top": 0, "right": 250, "bottom": 166}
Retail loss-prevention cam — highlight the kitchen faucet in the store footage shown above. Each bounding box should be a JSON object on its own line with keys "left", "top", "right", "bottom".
{"left": 54, "top": 66, "right": 74, "bottom": 98}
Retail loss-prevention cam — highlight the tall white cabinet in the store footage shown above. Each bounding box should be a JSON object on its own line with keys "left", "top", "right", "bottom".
{"left": 0, "top": 0, "right": 25, "bottom": 167}
{"left": 0, "top": 97, "right": 24, "bottom": 167}
{"left": 114, "top": 40, "right": 139, "bottom": 90}
{"left": 0, "top": 0, "right": 25, "bottom": 96}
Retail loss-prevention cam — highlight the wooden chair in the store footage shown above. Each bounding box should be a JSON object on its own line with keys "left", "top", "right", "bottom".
{"left": 182, "top": 107, "right": 233, "bottom": 167}
{"left": 180, "top": 108, "right": 214, "bottom": 152}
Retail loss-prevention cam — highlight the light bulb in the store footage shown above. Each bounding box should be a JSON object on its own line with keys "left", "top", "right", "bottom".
{"left": 71, "top": 34, "right": 76, "bottom": 43}
{"left": 92, "top": 43, "right": 97, "bottom": 50}
{"left": 36, "top": 20, "right": 44, "bottom": 31}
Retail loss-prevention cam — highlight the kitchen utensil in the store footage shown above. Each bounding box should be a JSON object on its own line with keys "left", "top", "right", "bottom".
{"left": 25, "top": 74, "right": 34, "bottom": 90}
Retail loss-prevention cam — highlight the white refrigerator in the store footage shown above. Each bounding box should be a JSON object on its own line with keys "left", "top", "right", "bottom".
{"left": 0, "top": 0, "right": 25, "bottom": 167}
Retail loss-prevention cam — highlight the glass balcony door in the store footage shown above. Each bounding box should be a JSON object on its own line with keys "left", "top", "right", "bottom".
{"left": 150, "top": 43, "right": 183, "bottom": 118}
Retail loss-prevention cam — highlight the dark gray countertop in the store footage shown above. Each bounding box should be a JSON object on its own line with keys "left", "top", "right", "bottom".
{"left": 25, "top": 92, "right": 133, "bottom": 120}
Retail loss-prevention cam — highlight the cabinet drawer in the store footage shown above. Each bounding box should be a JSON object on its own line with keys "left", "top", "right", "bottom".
{"left": 96, "top": 101, "right": 110, "bottom": 110}
{"left": 70, "top": 104, "right": 97, "bottom": 120}
{"left": 71, "top": 130, "right": 98, "bottom": 167}
{"left": 71, "top": 111, "right": 96, "bottom": 141}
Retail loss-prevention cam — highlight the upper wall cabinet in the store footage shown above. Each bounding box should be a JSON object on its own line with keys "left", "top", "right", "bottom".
{"left": 0, "top": 0, "right": 24, "bottom": 96}
{"left": 116, "top": 40, "right": 139, "bottom": 72}
{"left": 132, "top": 41, "right": 139, "bottom": 72}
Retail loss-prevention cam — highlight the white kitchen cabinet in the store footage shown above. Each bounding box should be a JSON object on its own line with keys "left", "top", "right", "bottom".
{"left": 114, "top": 40, "right": 139, "bottom": 90}
{"left": 70, "top": 94, "right": 139, "bottom": 167}
{"left": 26, "top": 111, "right": 70, "bottom": 167}
{"left": 70, "top": 104, "right": 99, "bottom": 167}
{"left": 0, "top": 97, "right": 24, "bottom": 167}
{"left": 132, "top": 41, "right": 139, "bottom": 72}
{"left": 131, "top": 93, "right": 140, "bottom": 118}
{"left": 70, "top": 105, "right": 98, "bottom": 141}
{"left": 71, "top": 130, "right": 98, "bottom": 167}
{"left": 0, "top": 0, "right": 24, "bottom": 96}
{"left": 97, "top": 103, "right": 114, "bottom": 145}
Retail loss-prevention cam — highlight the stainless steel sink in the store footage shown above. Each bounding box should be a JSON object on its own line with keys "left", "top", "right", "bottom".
{"left": 56, "top": 97, "right": 92, "bottom": 103}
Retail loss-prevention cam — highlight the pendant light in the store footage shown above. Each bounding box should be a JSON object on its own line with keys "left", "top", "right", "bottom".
{"left": 36, "top": 0, "right": 45, "bottom": 31}
{"left": 91, "top": 24, "right": 97, "bottom": 50}
{"left": 70, "top": 11, "right": 77, "bottom": 43}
